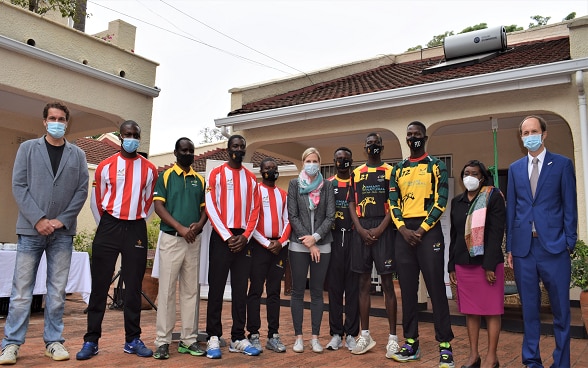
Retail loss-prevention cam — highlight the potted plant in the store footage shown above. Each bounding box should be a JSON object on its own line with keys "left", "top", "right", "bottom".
{"left": 570, "top": 239, "right": 588, "bottom": 334}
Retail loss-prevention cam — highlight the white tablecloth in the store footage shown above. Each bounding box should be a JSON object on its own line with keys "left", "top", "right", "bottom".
{"left": 0, "top": 250, "right": 91, "bottom": 304}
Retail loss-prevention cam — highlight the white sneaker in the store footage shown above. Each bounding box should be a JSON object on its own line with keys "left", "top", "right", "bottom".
{"left": 266, "top": 334, "right": 286, "bottom": 353}
{"left": 45, "top": 342, "right": 70, "bottom": 361}
{"left": 351, "top": 334, "right": 376, "bottom": 355}
{"left": 292, "top": 337, "right": 304, "bottom": 353}
{"left": 345, "top": 335, "right": 357, "bottom": 351}
{"left": 326, "top": 334, "right": 342, "bottom": 350}
{"left": 0, "top": 344, "right": 19, "bottom": 365}
{"left": 206, "top": 336, "right": 221, "bottom": 359}
{"left": 249, "top": 334, "right": 263, "bottom": 352}
{"left": 310, "top": 338, "right": 323, "bottom": 353}
{"left": 385, "top": 337, "right": 400, "bottom": 358}
{"left": 229, "top": 339, "right": 261, "bottom": 356}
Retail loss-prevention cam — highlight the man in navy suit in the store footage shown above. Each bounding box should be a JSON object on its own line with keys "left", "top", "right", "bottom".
{"left": 506, "top": 115, "right": 577, "bottom": 368}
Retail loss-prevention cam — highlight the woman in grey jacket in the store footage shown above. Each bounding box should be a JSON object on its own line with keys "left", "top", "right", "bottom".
{"left": 287, "top": 147, "right": 335, "bottom": 354}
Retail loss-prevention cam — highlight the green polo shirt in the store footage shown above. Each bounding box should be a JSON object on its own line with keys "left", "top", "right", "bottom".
{"left": 153, "top": 163, "right": 206, "bottom": 232}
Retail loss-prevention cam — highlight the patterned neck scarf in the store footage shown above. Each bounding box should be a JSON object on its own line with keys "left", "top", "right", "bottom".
{"left": 298, "top": 170, "right": 324, "bottom": 210}
{"left": 465, "top": 186, "right": 499, "bottom": 257}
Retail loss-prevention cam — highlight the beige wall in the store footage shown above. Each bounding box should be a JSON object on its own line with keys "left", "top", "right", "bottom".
{"left": 0, "top": 2, "right": 158, "bottom": 242}
{"left": 0, "top": 128, "right": 35, "bottom": 242}
{"left": 0, "top": 2, "right": 158, "bottom": 147}
{"left": 239, "top": 54, "right": 585, "bottom": 224}
{"left": 76, "top": 166, "right": 97, "bottom": 235}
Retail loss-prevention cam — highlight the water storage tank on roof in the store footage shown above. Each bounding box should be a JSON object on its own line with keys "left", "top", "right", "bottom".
{"left": 443, "top": 26, "right": 507, "bottom": 60}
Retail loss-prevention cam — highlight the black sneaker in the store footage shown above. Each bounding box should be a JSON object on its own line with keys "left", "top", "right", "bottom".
{"left": 153, "top": 344, "right": 169, "bottom": 360}
{"left": 439, "top": 342, "right": 455, "bottom": 368}
{"left": 178, "top": 341, "right": 205, "bottom": 356}
{"left": 390, "top": 338, "right": 420, "bottom": 362}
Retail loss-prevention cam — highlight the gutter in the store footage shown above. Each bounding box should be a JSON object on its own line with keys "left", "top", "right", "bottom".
{"left": 215, "top": 57, "right": 588, "bottom": 129}
{"left": 0, "top": 34, "right": 160, "bottom": 98}
{"left": 220, "top": 125, "right": 232, "bottom": 139}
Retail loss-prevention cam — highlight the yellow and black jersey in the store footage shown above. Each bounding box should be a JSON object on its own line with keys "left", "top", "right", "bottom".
{"left": 389, "top": 154, "right": 448, "bottom": 231}
{"left": 328, "top": 175, "right": 353, "bottom": 230}
{"left": 349, "top": 163, "right": 392, "bottom": 218}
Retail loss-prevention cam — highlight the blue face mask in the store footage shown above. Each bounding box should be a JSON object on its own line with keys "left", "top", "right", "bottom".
{"left": 47, "top": 122, "right": 66, "bottom": 139}
{"left": 304, "top": 162, "right": 320, "bottom": 176}
{"left": 122, "top": 138, "right": 140, "bottom": 153}
{"left": 522, "top": 134, "right": 542, "bottom": 152}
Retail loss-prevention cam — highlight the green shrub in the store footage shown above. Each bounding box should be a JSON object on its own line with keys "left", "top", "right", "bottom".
{"left": 571, "top": 239, "right": 588, "bottom": 291}
{"left": 147, "top": 216, "right": 161, "bottom": 249}
{"left": 73, "top": 229, "right": 95, "bottom": 258}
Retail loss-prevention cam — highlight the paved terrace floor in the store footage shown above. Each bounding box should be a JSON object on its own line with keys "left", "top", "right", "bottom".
{"left": 1, "top": 286, "right": 587, "bottom": 367}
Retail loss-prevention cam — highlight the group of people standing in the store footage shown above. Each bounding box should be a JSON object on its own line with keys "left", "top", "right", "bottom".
{"left": 0, "top": 102, "right": 578, "bottom": 368}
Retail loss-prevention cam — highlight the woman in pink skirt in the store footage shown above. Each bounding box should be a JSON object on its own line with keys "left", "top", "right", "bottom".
{"left": 449, "top": 160, "right": 505, "bottom": 368}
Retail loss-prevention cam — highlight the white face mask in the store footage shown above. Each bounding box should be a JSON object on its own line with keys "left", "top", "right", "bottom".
{"left": 303, "top": 162, "right": 320, "bottom": 176}
{"left": 463, "top": 175, "right": 481, "bottom": 191}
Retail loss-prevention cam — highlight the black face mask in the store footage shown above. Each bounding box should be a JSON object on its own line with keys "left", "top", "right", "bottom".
{"left": 177, "top": 153, "right": 194, "bottom": 167}
{"left": 229, "top": 150, "right": 245, "bottom": 163}
{"left": 407, "top": 136, "right": 426, "bottom": 150}
{"left": 335, "top": 158, "right": 352, "bottom": 169}
{"left": 263, "top": 169, "right": 279, "bottom": 181}
{"left": 365, "top": 144, "right": 382, "bottom": 156}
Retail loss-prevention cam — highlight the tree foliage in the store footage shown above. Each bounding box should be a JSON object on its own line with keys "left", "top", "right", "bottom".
{"left": 403, "top": 11, "right": 574, "bottom": 51}
{"left": 528, "top": 15, "right": 551, "bottom": 28}
{"left": 426, "top": 31, "right": 454, "bottom": 48}
{"left": 504, "top": 24, "right": 524, "bottom": 33}
{"left": 406, "top": 45, "right": 423, "bottom": 52}
{"left": 11, "top": 0, "right": 76, "bottom": 17}
{"left": 198, "top": 127, "right": 227, "bottom": 144}
{"left": 459, "top": 23, "right": 487, "bottom": 34}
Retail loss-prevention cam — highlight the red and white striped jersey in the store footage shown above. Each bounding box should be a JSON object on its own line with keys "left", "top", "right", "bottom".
{"left": 252, "top": 183, "right": 291, "bottom": 247}
{"left": 205, "top": 163, "right": 260, "bottom": 241}
{"left": 92, "top": 153, "right": 158, "bottom": 221}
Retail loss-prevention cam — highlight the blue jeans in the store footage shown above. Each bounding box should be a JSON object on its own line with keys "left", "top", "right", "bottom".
{"left": 2, "top": 234, "right": 73, "bottom": 347}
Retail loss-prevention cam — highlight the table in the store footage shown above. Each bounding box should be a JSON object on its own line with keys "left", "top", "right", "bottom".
{"left": 0, "top": 250, "right": 91, "bottom": 304}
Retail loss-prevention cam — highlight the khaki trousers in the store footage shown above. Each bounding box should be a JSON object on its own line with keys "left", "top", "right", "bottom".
{"left": 154, "top": 232, "right": 201, "bottom": 346}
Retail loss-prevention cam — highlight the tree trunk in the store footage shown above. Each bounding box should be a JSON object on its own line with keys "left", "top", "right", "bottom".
{"left": 73, "top": 0, "right": 87, "bottom": 32}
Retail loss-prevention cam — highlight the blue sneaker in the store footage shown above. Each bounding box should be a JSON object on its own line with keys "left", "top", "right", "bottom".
{"left": 206, "top": 336, "right": 222, "bottom": 359}
{"left": 75, "top": 341, "right": 98, "bottom": 360}
{"left": 123, "top": 338, "right": 153, "bottom": 357}
{"left": 229, "top": 339, "right": 261, "bottom": 356}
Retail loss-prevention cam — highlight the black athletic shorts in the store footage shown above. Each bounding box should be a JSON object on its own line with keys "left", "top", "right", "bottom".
{"left": 350, "top": 217, "right": 396, "bottom": 275}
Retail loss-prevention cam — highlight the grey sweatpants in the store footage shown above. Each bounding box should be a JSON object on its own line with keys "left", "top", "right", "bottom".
{"left": 289, "top": 250, "right": 331, "bottom": 335}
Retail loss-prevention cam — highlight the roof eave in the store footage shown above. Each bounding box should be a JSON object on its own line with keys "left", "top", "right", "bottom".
{"left": 0, "top": 34, "right": 161, "bottom": 98}
{"left": 215, "top": 57, "right": 588, "bottom": 130}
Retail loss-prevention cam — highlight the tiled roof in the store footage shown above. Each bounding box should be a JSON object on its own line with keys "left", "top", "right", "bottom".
{"left": 75, "top": 137, "right": 119, "bottom": 165}
{"left": 158, "top": 147, "right": 295, "bottom": 173}
{"left": 101, "top": 139, "right": 120, "bottom": 150}
{"left": 75, "top": 137, "right": 293, "bottom": 172}
{"left": 229, "top": 37, "right": 570, "bottom": 115}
